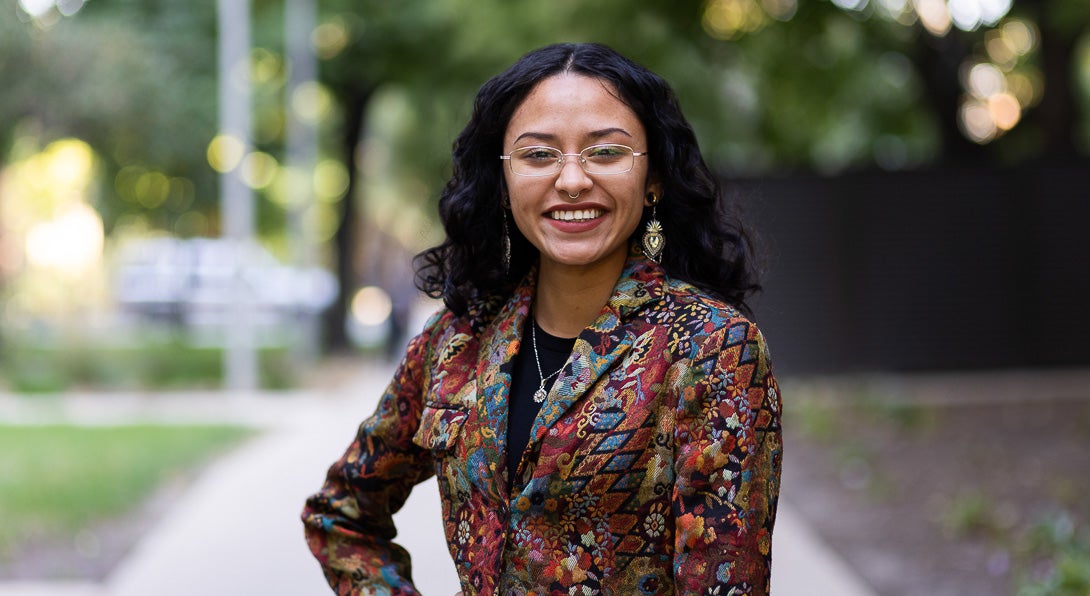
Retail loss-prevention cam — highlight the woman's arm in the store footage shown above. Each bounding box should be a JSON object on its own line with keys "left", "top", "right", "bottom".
{"left": 301, "top": 327, "right": 439, "bottom": 596}
{"left": 672, "top": 321, "right": 783, "bottom": 595}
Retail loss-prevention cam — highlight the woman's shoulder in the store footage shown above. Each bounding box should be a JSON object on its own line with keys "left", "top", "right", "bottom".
{"left": 648, "top": 275, "right": 767, "bottom": 363}
{"left": 415, "top": 290, "right": 503, "bottom": 334}
{"left": 413, "top": 306, "right": 472, "bottom": 348}
{"left": 409, "top": 300, "right": 498, "bottom": 361}
{"left": 661, "top": 275, "right": 751, "bottom": 324}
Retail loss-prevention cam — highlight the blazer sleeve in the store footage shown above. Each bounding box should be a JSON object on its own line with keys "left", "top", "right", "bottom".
{"left": 301, "top": 322, "right": 440, "bottom": 596}
{"left": 671, "top": 321, "right": 783, "bottom": 595}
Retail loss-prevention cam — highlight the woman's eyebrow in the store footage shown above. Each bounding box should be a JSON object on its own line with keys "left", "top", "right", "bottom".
{"left": 513, "top": 131, "right": 557, "bottom": 144}
{"left": 587, "top": 127, "right": 633, "bottom": 139}
{"left": 512, "top": 127, "right": 633, "bottom": 145}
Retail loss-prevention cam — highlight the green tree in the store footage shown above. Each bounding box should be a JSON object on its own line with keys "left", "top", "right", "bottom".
{"left": 3, "top": 0, "right": 1087, "bottom": 353}
{"left": 1, "top": 0, "right": 220, "bottom": 232}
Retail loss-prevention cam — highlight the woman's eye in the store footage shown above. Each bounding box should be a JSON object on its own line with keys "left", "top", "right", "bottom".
{"left": 520, "top": 149, "right": 559, "bottom": 161}
{"left": 586, "top": 146, "right": 626, "bottom": 160}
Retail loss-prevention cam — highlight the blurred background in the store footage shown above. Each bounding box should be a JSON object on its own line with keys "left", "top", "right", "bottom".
{"left": 1, "top": 0, "right": 1088, "bottom": 595}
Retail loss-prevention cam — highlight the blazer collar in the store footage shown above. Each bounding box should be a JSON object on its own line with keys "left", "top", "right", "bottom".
{"left": 473, "top": 250, "right": 667, "bottom": 489}
{"left": 529, "top": 252, "right": 665, "bottom": 444}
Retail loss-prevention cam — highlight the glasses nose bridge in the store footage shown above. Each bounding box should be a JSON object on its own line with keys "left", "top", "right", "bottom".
{"left": 556, "top": 150, "right": 588, "bottom": 174}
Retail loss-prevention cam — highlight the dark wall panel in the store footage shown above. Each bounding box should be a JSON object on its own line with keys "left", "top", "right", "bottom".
{"left": 734, "top": 166, "right": 1090, "bottom": 375}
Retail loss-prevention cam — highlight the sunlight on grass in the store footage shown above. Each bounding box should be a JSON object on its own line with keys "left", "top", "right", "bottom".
{"left": 0, "top": 424, "right": 254, "bottom": 556}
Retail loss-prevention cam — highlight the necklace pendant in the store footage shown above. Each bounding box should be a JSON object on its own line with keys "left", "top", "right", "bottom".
{"left": 533, "top": 387, "right": 548, "bottom": 403}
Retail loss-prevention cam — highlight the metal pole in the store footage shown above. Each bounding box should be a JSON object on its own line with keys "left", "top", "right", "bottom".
{"left": 217, "top": 0, "right": 257, "bottom": 391}
{"left": 284, "top": 0, "right": 320, "bottom": 366}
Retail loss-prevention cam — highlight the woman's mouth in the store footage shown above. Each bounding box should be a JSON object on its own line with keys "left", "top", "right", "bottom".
{"left": 549, "top": 208, "right": 602, "bottom": 222}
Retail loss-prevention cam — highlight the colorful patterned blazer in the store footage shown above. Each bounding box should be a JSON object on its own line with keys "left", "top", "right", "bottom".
{"left": 302, "top": 253, "right": 782, "bottom": 595}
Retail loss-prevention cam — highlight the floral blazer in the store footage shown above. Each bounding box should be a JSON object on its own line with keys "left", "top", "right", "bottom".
{"left": 302, "top": 254, "right": 782, "bottom": 596}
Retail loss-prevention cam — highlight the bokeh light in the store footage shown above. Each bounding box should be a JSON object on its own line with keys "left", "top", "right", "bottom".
{"left": 966, "top": 62, "right": 1006, "bottom": 98}
{"left": 1005, "top": 71, "right": 1040, "bottom": 107}
{"left": 25, "top": 203, "right": 104, "bottom": 278}
{"left": 878, "top": 0, "right": 917, "bottom": 25}
{"left": 987, "top": 92, "right": 1021, "bottom": 130}
{"left": 955, "top": 18, "right": 1040, "bottom": 144}
{"left": 47, "top": 139, "right": 94, "bottom": 189}
{"left": 207, "top": 134, "right": 246, "bottom": 173}
{"left": 831, "top": 0, "right": 867, "bottom": 11}
{"left": 173, "top": 211, "right": 209, "bottom": 238}
{"left": 240, "top": 151, "right": 279, "bottom": 190}
{"left": 312, "top": 18, "right": 349, "bottom": 60}
{"left": 291, "top": 82, "right": 334, "bottom": 123}
{"left": 896, "top": 0, "right": 1012, "bottom": 35}
{"left": 760, "top": 0, "right": 798, "bottom": 21}
{"left": 314, "top": 159, "right": 349, "bottom": 203}
{"left": 250, "top": 48, "right": 284, "bottom": 86}
{"left": 267, "top": 166, "right": 306, "bottom": 207}
{"left": 135, "top": 170, "right": 171, "bottom": 209}
{"left": 0, "top": 137, "right": 107, "bottom": 318}
{"left": 702, "top": 0, "right": 770, "bottom": 41}
{"left": 3, "top": 139, "right": 95, "bottom": 218}
{"left": 959, "top": 99, "right": 997, "bottom": 143}
{"left": 913, "top": 0, "right": 952, "bottom": 36}
{"left": 350, "top": 286, "right": 393, "bottom": 327}
{"left": 17, "top": 0, "right": 85, "bottom": 24}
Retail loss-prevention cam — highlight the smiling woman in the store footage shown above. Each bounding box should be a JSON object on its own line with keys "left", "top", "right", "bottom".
{"left": 303, "top": 43, "right": 781, "bottom": 596}
{"left": 500, "top": 73, "right": 655, "bottom": 305}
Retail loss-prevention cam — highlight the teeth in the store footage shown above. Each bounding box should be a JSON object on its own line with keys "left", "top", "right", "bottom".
{"left": 550, "top": 209, "right": 602, "bottom": 221}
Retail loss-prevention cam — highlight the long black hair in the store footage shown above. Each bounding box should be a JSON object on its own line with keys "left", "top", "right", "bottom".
{"left": 415, "top": 43, "right": 762, "bottom": 317}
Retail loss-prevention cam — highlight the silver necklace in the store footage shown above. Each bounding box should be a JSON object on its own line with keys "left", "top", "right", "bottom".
{"left": 530, "top": 321, "right": 566, "bottom": 404}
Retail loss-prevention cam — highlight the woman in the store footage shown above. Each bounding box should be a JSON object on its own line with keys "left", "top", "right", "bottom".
{"left": 302, "top": 43, "right": 782, "bottom": 596}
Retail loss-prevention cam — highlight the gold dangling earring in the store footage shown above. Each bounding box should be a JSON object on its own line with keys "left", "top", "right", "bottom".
{"left": 642, "top": 192, "right": 664, "bottom": 263}
{"left": 501, "top": 206, "right": 512, "bottom": 275}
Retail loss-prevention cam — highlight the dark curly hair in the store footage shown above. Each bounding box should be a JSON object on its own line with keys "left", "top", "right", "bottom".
{"left": 415, "top": 43, "right": 762, "bottom": 317}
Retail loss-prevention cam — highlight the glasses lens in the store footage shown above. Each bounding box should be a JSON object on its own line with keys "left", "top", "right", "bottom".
{"left": 506, "top": 144, "right": 637, "bottom": 176}
{"left": 581, "top": 144, "right": 634, "bottom": 175}
{"left": 510, "top": 147, "right": 563, "bottom": 176}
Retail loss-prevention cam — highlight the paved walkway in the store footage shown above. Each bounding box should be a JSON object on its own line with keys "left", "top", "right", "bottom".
{"left": 0, "top": 362, "right": 875, "bottom": 596}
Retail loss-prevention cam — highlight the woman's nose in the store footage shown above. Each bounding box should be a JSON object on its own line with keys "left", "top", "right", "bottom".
{"left": 555, "top": 158, "right": 592, "bottom": 198}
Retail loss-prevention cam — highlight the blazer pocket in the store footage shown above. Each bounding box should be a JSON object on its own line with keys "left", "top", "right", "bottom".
{"left": 412, "top": 405, "right": 468, "bottom": 452}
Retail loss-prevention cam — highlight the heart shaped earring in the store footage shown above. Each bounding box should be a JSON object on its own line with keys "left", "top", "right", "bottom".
{"left": 642, "top": 192, "right": 664, "bottom": 263}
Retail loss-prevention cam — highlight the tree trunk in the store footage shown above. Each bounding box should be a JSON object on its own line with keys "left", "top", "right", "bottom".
{"left": 324, "top": 88, "right": 373, "bottom": 352}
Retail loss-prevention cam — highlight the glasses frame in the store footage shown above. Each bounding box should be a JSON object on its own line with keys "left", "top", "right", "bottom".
{"left": 500, "top": 143, "right": 648, "bottom": 177}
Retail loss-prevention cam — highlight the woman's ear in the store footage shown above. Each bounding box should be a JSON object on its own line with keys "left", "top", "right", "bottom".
{"left": 644, "top": 181, "right": 663, "bottom": 207}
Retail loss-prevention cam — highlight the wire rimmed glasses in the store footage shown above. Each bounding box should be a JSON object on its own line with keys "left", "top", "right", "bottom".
{"left": 500, "top": 144, "right": 648, "bottom": 176}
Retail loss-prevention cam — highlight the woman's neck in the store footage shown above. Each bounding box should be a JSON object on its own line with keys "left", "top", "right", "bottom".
{"left": 533, "top": 258, "right": 625, "bottom": 338}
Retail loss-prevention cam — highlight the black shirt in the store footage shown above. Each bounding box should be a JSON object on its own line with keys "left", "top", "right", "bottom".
{"left": 506, "top": 319, "right": 576, "bottom": 489}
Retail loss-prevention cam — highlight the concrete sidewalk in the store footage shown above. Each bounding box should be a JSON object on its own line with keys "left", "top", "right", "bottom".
{"left": 1, "top": 363, "right": 875, "bottom": 596}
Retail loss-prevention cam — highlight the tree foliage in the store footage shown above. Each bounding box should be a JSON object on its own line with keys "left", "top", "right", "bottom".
{"left": 2, "top": 0, "right": 1087, "bottom": 349}
{"left": 1, "top": 0, "right": 219, "bottom": 232}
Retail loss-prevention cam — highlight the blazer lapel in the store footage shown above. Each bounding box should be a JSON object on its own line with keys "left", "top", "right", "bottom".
{"left": 473, "top": 278, "right": 533, "bottom": 494}
{"left": 528, "top": 253, "right": 665, "bottom": 446}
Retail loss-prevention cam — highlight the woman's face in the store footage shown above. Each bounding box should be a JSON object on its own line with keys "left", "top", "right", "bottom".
{"left": 502, "top": 74, "right": 657, "bottom": 278}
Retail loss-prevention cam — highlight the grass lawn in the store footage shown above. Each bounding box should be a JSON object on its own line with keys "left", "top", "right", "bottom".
{"left": 0, "top": 424, "right": 254, "bottom": 558}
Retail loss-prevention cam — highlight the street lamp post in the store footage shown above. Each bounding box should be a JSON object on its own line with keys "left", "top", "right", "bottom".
{"left": 285, "top": 0, "right": 320, "bottom": 367}
{"left": 217, "top": 0, "right": 257, "bottom": 391}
